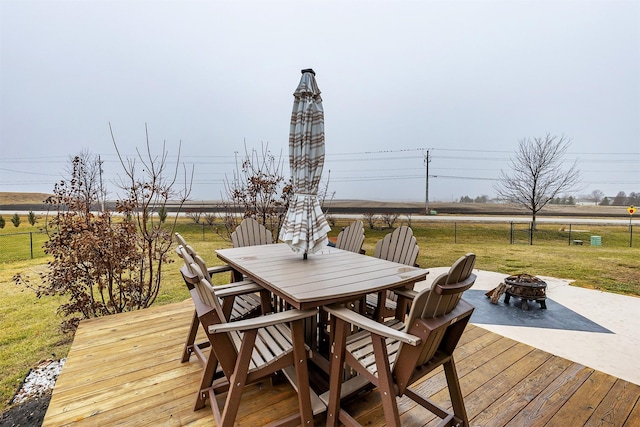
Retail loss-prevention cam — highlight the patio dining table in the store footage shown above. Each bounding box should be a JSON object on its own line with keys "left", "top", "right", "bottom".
{"left": 215, "top": 243, "right": 428, "bottom": 369}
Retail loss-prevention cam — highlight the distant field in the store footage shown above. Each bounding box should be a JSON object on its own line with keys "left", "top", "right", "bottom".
{"left": 0, "top": 192, "right": 51, "bottom": 206}
{"left": 0, "top": 192, "right": 631, "bottom": 218}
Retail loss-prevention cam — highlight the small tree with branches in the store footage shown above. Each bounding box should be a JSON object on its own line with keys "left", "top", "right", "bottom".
{"left": 494, "top": 134, "right": 580, "bottom": 230}
{"left": 14, "top": 155, "right": 141, "bottom": 332}
{"left": 111, "top": 124, "right": 192, "bottom": 312}
{"left": 221, "top": 143, "right": 293, "bottom": 240}
{"left": 589, "top": 189, "right": 605, "bottom": 206}
{"left": 14, "top": 127, "right": 191, "bottom": 333}
{"left": 27, "top": 211, "right": 37, "bottom": 226}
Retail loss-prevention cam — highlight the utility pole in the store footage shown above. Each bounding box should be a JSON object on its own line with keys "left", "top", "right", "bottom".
{"left": 424, "top": 150, "right": 430, "bottom": 214}
{"left": 98, "top": 155, "right": 105, "bottom": 212}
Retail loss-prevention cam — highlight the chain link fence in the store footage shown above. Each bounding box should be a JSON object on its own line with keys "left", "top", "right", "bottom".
{"left": 0, "top": 221, "right": 635, "bottom": 264}
{"left": 0, "top": 231, "right": 49, "bottom": 262}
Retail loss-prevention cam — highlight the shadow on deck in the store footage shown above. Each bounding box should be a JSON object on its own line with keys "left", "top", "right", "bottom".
{"left": 43, "top": 299, "right": 640, "bottom": 426}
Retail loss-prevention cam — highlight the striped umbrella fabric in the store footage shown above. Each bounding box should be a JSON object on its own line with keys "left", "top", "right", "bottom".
{"left": 279, "top": 69, "right": 331, "bottom": 257}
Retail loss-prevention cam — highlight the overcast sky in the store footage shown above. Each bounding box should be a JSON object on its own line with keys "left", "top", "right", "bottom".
{"left": 1, "top": 0, "right": 638, "bottom": 204}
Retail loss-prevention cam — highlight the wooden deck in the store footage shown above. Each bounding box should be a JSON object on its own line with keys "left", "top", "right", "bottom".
{"left": 43, "top": 299, "right": 640, "bottom": 426}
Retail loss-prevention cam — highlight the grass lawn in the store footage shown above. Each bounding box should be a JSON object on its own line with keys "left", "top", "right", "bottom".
{"left": 1, "top": 216, "right": 638, "bottom": 412}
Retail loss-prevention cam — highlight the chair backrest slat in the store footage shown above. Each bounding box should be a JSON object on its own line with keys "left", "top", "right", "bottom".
{"left": 175, "top": 232, "right": 188, "bottom": 248}
{"left": 446, "top": 253, "right": 475, "bottom": 285}
{"left": 335, "top": 220, "right": 365, "bottom": 254}
{"left": 178, "top": 259, "right": 226, "bottom": 323}
{"left": 231, "top": 218, "right": 273, "bottom": 248}
{"left": 374, "top": 226, "right": 419, "bottom": 266}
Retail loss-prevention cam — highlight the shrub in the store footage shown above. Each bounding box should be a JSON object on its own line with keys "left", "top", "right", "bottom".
{"left": 204, "top": 212, "right": 217, "bottom": 226}
{"left": 14, "top": 160, "right": 141, "bottom": 332}
{"left": 362, "top": 212, "right": 379, "bottom": 230}
{"left": 186, "top": 210, "right": 202, "bottom": 224}
{"left": 381, "top": 212, "right": 399, "bottom": 228}
{"left": 14, "top": 129, "right": 191, "bottom": 333}
{"left": 11, "top": 213, "right": 20, "bottom": 227}
{"left": 0, "top": 215, "right": 4, "bottom": 228}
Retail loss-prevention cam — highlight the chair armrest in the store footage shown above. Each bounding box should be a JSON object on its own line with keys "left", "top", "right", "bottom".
{"left": 208, "top": 264, "right": 233, "bottom": 275}
{"left": 209, "top": 308, "right": 318, "bottom": 333}
{"left": 393, "top": 288, "right": 419, "bottom": 299}
{"left": 323, "top": 305, "right": 421, "bottom": 346}
{"left": 215, "top": 280, "right": 264, "bottom": 298}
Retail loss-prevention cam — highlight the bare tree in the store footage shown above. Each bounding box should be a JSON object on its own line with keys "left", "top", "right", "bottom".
{"left": 494, "top": 134, "right": 580, "bottom": 229}
{"left": 62, "top": 150, "right": 104, "bottom": 213}
{"left": 589, "top": 189, "right": 605, "bottom": 206}
{"left": 111, "top": 124, "right": 192, "bottom": 311}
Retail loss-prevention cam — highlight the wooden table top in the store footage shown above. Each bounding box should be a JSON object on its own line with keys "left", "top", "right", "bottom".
{"left": 216, "top": 243, "right": 428, "bottom": 310}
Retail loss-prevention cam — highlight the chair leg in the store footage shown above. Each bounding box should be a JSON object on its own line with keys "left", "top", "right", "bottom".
{"left": 260, "top": 289, "right": 273, "bottom": 314}
{"left": 371, "top": 333, "right": 401, "bottom": 426}
{"left": 195, "top": 350, "right": 220, "bottom": 410}
{"left": 218, "top": 329, "right": 258, "bottom": 427}
{"left": 443, "top": 358, "right": 469, "bottom": 427}
{"left": 221, "top": 296, "right": 235, "bottom": 322}
{"left": 182, "top": 310, "right": 200, "bottom": 363}
{"left": 326, "top": 317, "right": 349, "bottom": 427}
{"left": 290, "top": 319, "right": 314, "bottom": 425}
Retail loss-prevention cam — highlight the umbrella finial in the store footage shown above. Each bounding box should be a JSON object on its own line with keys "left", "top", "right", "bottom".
{"left": 301, "top": 68, "right": 315, "bottom": 75}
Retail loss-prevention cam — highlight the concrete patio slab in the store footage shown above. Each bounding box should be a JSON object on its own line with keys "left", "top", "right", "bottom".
{"left": 414, "top": 268, "right": 640, "bottom": 386}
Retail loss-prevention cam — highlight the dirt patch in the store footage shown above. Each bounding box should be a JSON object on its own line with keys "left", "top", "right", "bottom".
{"left": 0, "top": 393, "right": 50, "bottom": 427}
{"left": 0, "top": 359, "right": 64, "bottom": 427}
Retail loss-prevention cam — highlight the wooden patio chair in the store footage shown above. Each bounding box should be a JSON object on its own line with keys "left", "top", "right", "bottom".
{"left": 175, "top": 232, "right": 235, "bottom": 280}
{"left": 176, "top": 245, "right": 268, "bottom": 365}
{"left": 231, "top": 217, "right": 273, "bottom": 248}
{"left": 366, "top": 226, "right": 420, "bottom": 319}
{"left": 322, "top": 253, "right": 477, "bottom": 427}
{"left": 181, "top": 262, "right": 325, "bottom": 427}
{"left": 335, "top": 220, "right": 366, "bottom": 254}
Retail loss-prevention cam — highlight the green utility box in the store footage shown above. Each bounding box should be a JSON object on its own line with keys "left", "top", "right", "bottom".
{"left": 590, "top": 236, "right": 602, "bottom": 246}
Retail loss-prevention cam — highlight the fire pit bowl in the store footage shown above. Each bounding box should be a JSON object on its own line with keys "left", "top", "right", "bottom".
{"left": 503, "top": 273, "right": 547, "bottom": 310}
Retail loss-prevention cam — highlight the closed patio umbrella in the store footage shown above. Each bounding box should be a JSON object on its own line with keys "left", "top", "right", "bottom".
{"left": 279, "top": 69, "right": 331, "bottom": 258}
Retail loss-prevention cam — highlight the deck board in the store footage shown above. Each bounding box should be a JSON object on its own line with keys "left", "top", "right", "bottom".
{"left": 43, "top": 299, "right": 640, "bottom": 426}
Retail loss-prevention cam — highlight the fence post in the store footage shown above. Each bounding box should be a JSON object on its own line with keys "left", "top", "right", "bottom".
{"left": 631, "top": 224, "right": 634, "bottom": 248}
{"left": 454, "top": 222, "right": 457, "bottom": 244}
{"left": 568, "top": 224, "right": 572, "bottom": 246}
{"left": 510, "top": 222, "right": 514, "bottom": 244}
{"left": 30, "top": 232, "right": 34, "bottom": 259}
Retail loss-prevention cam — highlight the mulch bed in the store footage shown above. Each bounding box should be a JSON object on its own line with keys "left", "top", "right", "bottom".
{"left": 1, "top": 359, "right": 64, "bottom": 427}
{"left": 0, "top": 393, "right": 50, "bottom": 427}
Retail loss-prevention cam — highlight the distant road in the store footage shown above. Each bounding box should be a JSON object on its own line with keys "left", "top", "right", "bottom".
{"left": 2, "top": 210, "right": 635, "bottom": 226}
{"left": 335, "top": 213, "right": 639, "bottom": 226}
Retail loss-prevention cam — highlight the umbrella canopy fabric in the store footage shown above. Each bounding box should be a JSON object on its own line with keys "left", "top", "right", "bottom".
{"left": 279, "top": 69, "right": 331, "bottom": 256}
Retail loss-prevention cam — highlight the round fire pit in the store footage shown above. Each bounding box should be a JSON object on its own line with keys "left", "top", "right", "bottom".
{"left": 503, "top": 273, "right": 547, "bottom": 310}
